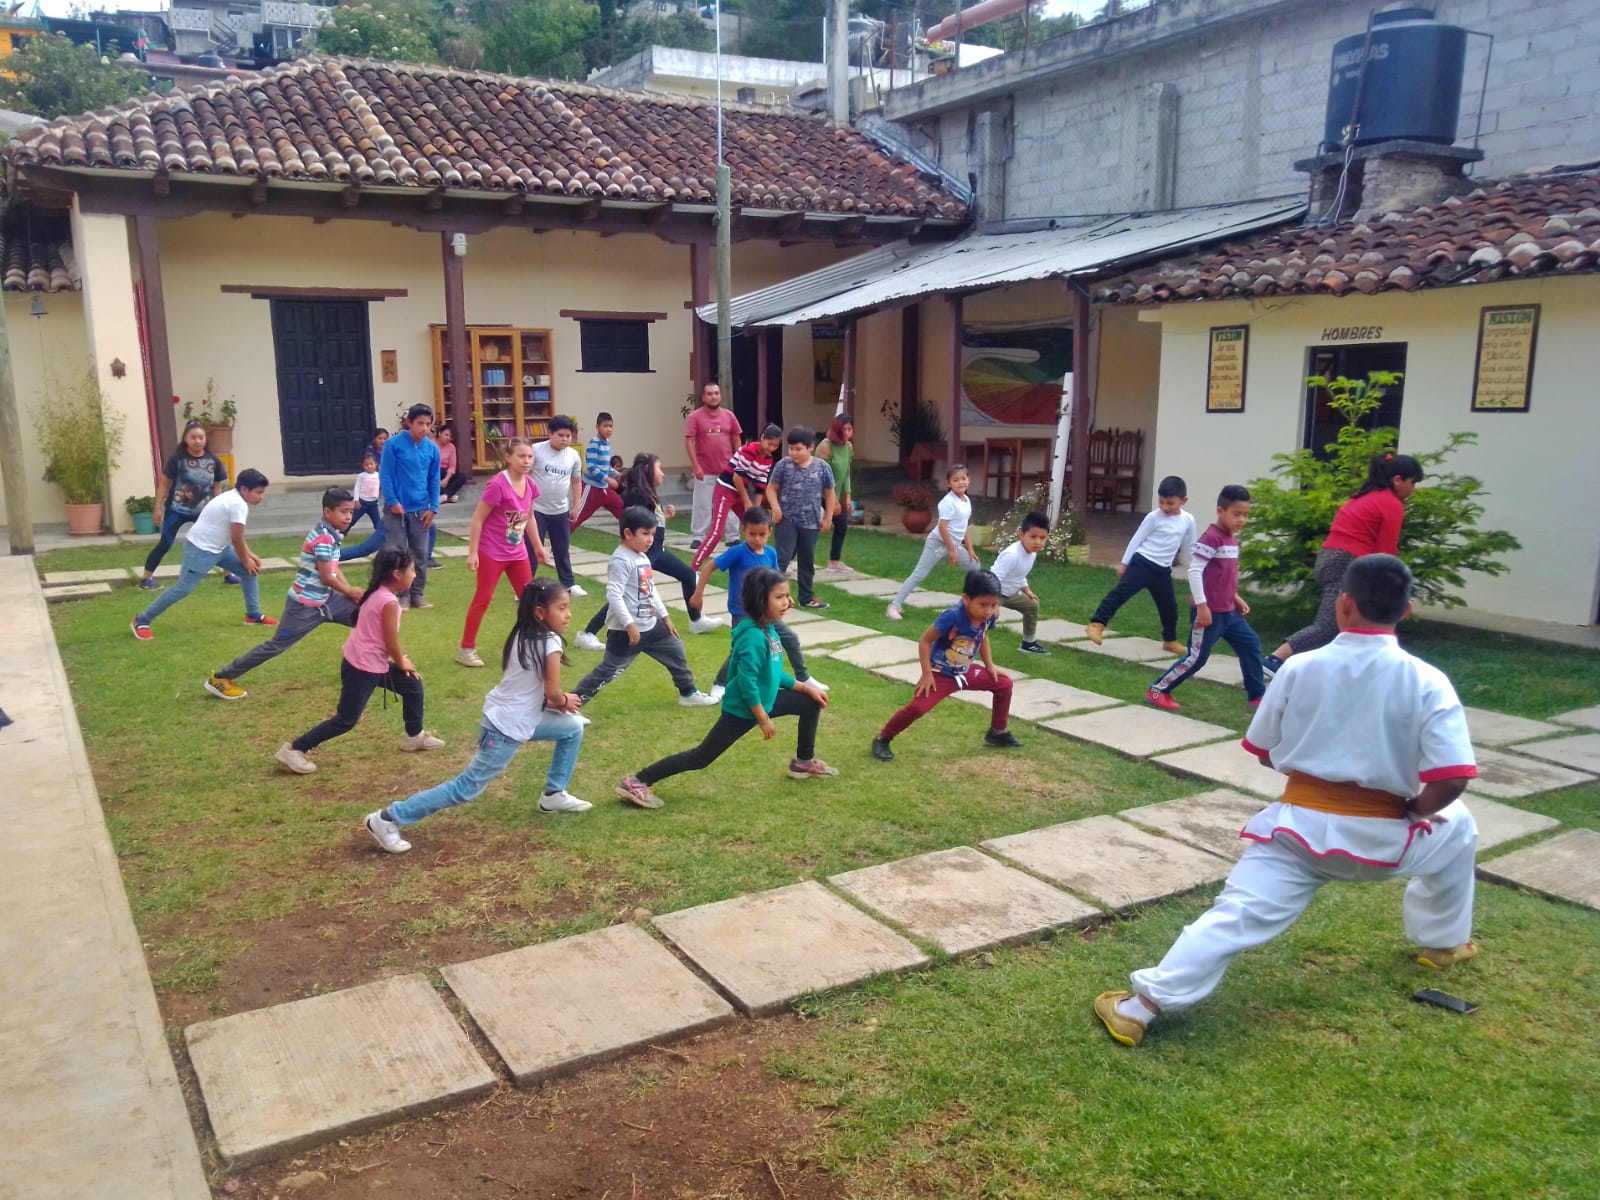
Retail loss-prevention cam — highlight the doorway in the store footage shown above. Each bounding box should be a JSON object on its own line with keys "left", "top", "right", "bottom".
{"left": 270, "top": 298, "right": 375, "bottom": 475}
{"left": 729, "top": 328, "right": 783, "bottom": 435}
{"left": 1303, "top": 341, "right": 1407, "bottom": 457}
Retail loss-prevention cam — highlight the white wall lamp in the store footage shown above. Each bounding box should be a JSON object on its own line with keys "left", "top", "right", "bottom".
{"left": 450, "top": 232, "right": 468, "bottom": 257}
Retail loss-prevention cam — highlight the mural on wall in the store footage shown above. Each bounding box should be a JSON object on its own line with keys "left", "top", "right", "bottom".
{"left": 959, "top": 322, "right": 1073, "bottom": 426}
{"left": 811, "top": 322, "right": 844, "bottom": 407}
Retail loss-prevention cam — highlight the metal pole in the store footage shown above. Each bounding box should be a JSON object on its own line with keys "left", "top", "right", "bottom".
{"left": 716, "top": 164, "right": 733, "bottom": 394}
{"left": 442, "top": 232, "right": 472, "bottom": 470}
{"left": 0, "top": 297, "right": 34, "bottom": 555}
{"left": 827, "top": 0, "right": 849, "bottom": 124}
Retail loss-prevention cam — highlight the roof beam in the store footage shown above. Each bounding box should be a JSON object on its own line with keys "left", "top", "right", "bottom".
{"left": 423, "top": 185, "right": 447, "bottom": 211}
{"left": 249, "top": 176, "right": 268, "bottom": 205}
{"left": 341, "top": 184, "right": 360, "bottom": 209}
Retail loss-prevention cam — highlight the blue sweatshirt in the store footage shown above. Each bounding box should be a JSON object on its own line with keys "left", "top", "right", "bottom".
{"left": 380, "top": 431, "right": 441, "bottom": 513}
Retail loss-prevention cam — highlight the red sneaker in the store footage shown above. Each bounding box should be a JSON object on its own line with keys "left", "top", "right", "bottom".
{"left": 130, "top": 621, "right": 153, "bottom": 641}
{"left": 243, "top": 614, "right": 279, "bottom": 626}
{"left": 1247, "top": 697, "right": 1262, "bottom": 709}
{"left": 1145, "top": 688, "right": 1181, "bottom": 712}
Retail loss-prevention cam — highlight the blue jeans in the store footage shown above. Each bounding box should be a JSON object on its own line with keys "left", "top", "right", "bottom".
{"left": 136, "top": 540, "right": 261, "bottom": 625}
{"left": 343, "top": 500, "right": 386, "bottom": 560}
{"left": 1150, "top": 607, "right": 1265, "bottom": 700}
{"left": 386, "top": 714, "right": 586, "bottom": 826}
{"left": 143, "top": 506, "right": 198, "bottom": 573}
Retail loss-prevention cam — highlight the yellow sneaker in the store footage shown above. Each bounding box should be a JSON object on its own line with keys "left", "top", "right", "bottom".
{"left": 204, "top": 674, "right": 247, "bottom": 701}
{"left": 1162, "top": 640, "right": 1185, "bottom": 654}
{"left": 1416, "top": 941, "right": 1479, "bottom": 969}
{"left": 1086, "top": 621, "right": 1106, "bottom": 645}
{"left": 1093, "top": 990, "right": 1148, "bottom": 1047}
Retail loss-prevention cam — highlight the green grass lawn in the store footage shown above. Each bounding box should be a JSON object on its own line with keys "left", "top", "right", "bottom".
{"left": 39, "top": 519, "right": 1600, "bottom": 1195}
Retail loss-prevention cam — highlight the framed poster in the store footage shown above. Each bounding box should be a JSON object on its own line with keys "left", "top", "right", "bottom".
{"left": 1470, "top": 304, "right": 1539, "bottom": 412}
{"left": 1206, "top": 325, "right": 1247, "bottom": 412}
{"left": 811, "top": 322, "right": 843, "bottom": 407}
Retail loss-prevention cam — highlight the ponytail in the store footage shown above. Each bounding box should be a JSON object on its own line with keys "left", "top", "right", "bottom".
{"left": 359, "top": 546, "right": 413, "bottom": 610}
{"left": 503, "top": 578, "right": 566, "bottom": 675}
{"left": 1351, "top": 452, "right": 1424, "bottom": 499}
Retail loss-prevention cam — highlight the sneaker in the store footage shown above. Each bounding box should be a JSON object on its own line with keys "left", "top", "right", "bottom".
{"left": 708, "top": 683, "right": 726, "bottom": 702}
{"left": 223, "top": 572, "right": 242, "bottom": 585}
{"left": 825, "top": 561, "right": 850, "bottom": 572}
{"left": 1093, "top": 990, "right": 1148, "bottom": 1047}
{"left": 575, "top": 631, "right": 604, "bottom": 651}
{"left": 1247, "top": 697, "right": 1262, "bottom": 709}
{"left": 677, "top": 690, "right": 718, "bottom": 707}
{"left": 1017, "top": 640, "right": 1050, "bottom": 656}
{"left": 984, "top": 728, "right": 1023, "bottom": 749}
{"left": 456, "top": 647, "right": 485, "bottom": 668}
{"left": 137, "top": 576, "right": 162, "bottom": 590}
{"left": 1261, "top": 653, "right": 1284, "bottom": 680}
{"left": 409, "top": 597, "right": 434, "bottom": 610}
{"left": 204, "top": 674, "right": 247, "bottom": 700}
{"left": 1086, "top": 621, "right": 1106, "bottom": 645}
{"left": 538, "top": 789, "right": 594, "bottom": 813}
{"left": 364, "top": 809, "right": 411, "bottom": 854}
{"left": 803, "top": 676, "right": 829, "bottom": 693}
{"left": 1162, "top": 640, "right": 1185, "bottom": 654}
{"left": 274, "top": 742, "right": 316, "bottom": 774}
{"left": 568, "top": 583, "right": 588, "bottom": 598}
{"left": 870, "top": 736, "right": 895, "bottom": 762}
{"left": 1145, "top": 688, "right": 1182, "bottom": 712}
{"left": 130, "top": 621, "right": 154, "bottom": 641}
{"left": 616, "top": 774, "right": 663, "bottom": 809}
{"left": 400, "top": 730, "right": 446, "bottom": 751}
{"left": 689, "top": 614, "right": 727, "bottom": 635}
{"left": 1416, "top": 941, "right": 1479, "bottom": 969}
{"left": 397, "top": 596, "right": 412, "bottom": 610}
{"left": 690, "top": 539, "right": 702, "bottom": 550}
{"left": 885, "top": 603, "right": 903, "bottom": 621}
{"left": 243, "top": 614, "right": 278, "bottom": 626}
{"left": 788, "top": 757, "right": 840, "bottom": 779}
{"left": 801, "top": 598, "right": 830, "bottom": 610}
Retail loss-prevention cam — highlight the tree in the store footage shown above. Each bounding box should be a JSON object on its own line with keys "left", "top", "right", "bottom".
{"left": 0, "top": 32, "right": 148, "bottom": 119}
{"left": 308, "top": 1, "right": 442, "bottom": 63}
{"left": 1241, "top": 373, "right": 1520, "bottom": 609}
{"left": 476, "top": 0, "right": 598, "bottom": 79}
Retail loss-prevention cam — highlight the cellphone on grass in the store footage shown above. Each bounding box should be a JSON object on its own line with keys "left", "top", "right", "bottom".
{"left": 1411, "top": 988, "right": 1477, "bottom": 1015}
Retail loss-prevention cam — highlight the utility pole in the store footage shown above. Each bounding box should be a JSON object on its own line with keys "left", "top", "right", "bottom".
{"left": 828, "top": 0, "right": 849, "bottom": 124}
{"left": 0, "top": 299, "right": 35, "bottom": 555}
{"left": 714, "top": 0, "right": 733, "bottom": 392}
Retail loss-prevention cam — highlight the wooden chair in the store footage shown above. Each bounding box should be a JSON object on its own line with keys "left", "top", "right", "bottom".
{"left": 1086, "top": 428, "right": 1117, "bottom": 510}
{"left": 982, "top": 437, "right": 1023, "bottom": 502}
{"left": 1109, "top": 429, "right": 1144, "bottom": 512}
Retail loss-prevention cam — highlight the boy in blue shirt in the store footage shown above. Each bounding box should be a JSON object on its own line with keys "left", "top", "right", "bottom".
{"left": 570, "top": 412, "right": 624, "bottom": 531}
{"left": 872, "top": 569, "right": 1021, "bottom": 761}
{"left": 691, "top": 506, "right": 822, "bottom": 700}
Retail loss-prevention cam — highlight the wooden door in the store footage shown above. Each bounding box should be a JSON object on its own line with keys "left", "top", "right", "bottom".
{"left": 271, "top": 299, "right": 374, "bottom": 475}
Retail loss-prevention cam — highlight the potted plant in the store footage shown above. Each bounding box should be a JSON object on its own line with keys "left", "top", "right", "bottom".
{"left": 124, "top": 494, "right": 157, "bottom": 535}
{"left": 879, "top": 396, "right": 946, "bottom": 464}
{"left": 36, "top": 370, "right": 125, "bottom": 535}
{"left": 892, "top": 482, "right": 934, "bottom": 535}
{"left": 179, "top": 378, "right": 238, "bottom": 455}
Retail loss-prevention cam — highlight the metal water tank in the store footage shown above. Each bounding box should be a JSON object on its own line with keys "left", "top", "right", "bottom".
{"left": 1324, "top": 7, "right": 1468, "bottom": 148}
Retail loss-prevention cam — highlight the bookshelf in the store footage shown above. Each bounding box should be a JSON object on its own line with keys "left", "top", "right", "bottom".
{"left": 430, "top": 325, "right": 556, "bottom": 468}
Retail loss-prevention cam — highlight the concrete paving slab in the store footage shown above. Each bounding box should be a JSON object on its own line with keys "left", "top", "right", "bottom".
{"left": 1477, "top": 828, "right": 1600, "bottom": 910}
{"left": 186, "top": 973, "right": 495, "bottom": 1166}
{"left": 1041, "top": 706, "right": 1234, "bottom": 758}
{"left": 1063, "top": 635, "right": 1176, "bottom": 664}
{"left": 652, "top": 881, "right": 928, "bottom": 1015}
{"left": 566, "top": 549, "right": 612, "bottom": 566}
{"left": 1153, "top": 741, "right": 1289, "bottom": 799}
{"left": 964, "top": 677, "right": 1123, "bottom": 721}
{"left": 905, "top": 589, "right": 963, "bottom": 609}
{"left": 432, "top": 544, "right": 470, "bottom": 558}
{"left": 787, "top": 619, "right": 880, "bottom": 647}
{"left": 826, "top": 575, "right": 900, "bottom": 597}
{"left": 1462, "top": 707, "right": 1566, "bottom": 746}
{"left": 1503, "top": 732, "right": 1600, "bottom": 774}
{"left": 1185, "top": 656, "right": 1248, "bottom": 688}
{"left": 41, "top": 568, "right": 131, "bottom": 585}
{"left": 983, "top": 815, "right": 1231, "bottom": 911}
{"left": 441, "top": 924, "right": 735, "bottom": 1085}
{"left": 1033, "top": 618, "right": 1099, "bottom": 642}
{"left": 1116, "top": 789, "right": 1266, "bottom": 860}
{"left": 781, "top": 606, "right": 821, "bottom": 624}
{"left": 1550, "top": 705, "right": 1600, "bottom": 731}
{"left": 151, "top": 562, "right": 183, "bottom": 579}
{"left": 829, "top": 846, "right": 1100, "bottom": 954}
{"left": 872, "top": 660, "right": 931, "bottom": 686}
{"left": 829, "top": 635, "right": 925, "bottom": 669}
{"left": 254, "top": 556, "right": 294, "bottom": 572}
{"left": 1464, "top": 796, "right": 1561, "bottom": 850}
{"left": 1464, "top": 747, "right": 1595, "bottom": 799}
{"left": 44, "top": 582, "right": 114, "bottom": 602}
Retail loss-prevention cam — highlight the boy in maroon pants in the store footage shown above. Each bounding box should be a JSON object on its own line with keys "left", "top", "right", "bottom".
{"left": 872, "top": 569, "right": 1021, "bottom": 761}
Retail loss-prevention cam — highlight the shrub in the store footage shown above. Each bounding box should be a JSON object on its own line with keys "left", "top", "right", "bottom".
{"left": 36, "top": 370, "right": 124, "bottom": 505}
{"left": 879, "top": 397, "right": 946, "bottom": 458}
{"left": 992, "top": 482, "right": 1087, "bottom": 563}
{"left": 1241, "top": 372, "right": 1519, "bottom": 608}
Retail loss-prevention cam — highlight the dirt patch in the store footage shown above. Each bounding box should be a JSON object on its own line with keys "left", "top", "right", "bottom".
{"left": 212, "top": 1015, "right": 846, "bottom": 1200}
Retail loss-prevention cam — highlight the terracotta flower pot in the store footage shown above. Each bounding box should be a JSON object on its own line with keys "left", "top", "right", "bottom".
{"left": 64, "top": 502, "right": 104, "bottom": 535}
{"left": 902, "top": 508, "right": 932, "bottom": 536}
{"left": 206, "top": 425, "right": 234, "bottom": 456}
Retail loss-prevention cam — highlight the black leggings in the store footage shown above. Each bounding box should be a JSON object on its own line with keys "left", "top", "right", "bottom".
{"left": 293, "top": 658, "right": 424, "bottom": 750}
{"left": 583, "top": 537, "right": 700, "bottom": 633}
{"left": 637, "top": 688, "right": 821, "bottom": 784}
{"left": 828, "top": 507, "right": 850, "bottom": 562}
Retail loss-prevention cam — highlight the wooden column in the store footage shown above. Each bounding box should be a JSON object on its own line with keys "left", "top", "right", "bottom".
{"left": 441, "top": 231, "right": 472, "bottom": 471}
{"left": 689, "top": 243, "right": 710, "bottom": 397}
{"left": 133, "top": 215, "right": 176, "bottom": 463}
{"left": 755, "top": 329, "right": 769, "bottom": 431}
{"left": 839, "top": 317, "right": 856, "bottom": 415}
{"left": 899, "top": 304, "right": 919, "bottom": 463}
{"left": 946, "top": 294, "right": 963, "bottom": 472}
{"left": 1070, "top": 280, "right": 1092, "bottom": 515}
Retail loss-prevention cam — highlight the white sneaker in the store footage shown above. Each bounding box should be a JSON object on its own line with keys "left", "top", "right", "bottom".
{"left": 568, "top": 583, "right": 588, "bottom": 598}
{"left": 804, "top": 676, "right": 829, "bottom": 692}
{"left": 678, "top": 690, "right": 718, "bottom": 707}
{"left": 455, "top": 647, "right": 485, "bottom": 668}
{"left": 689, "top": 614, "right": 726, "bottom": 635}
{"left": 708, "top": 683, "right": 726, "bottom": 702}
{"left": 275, "top": 742, "right": 316, "bottom": 774}
{"left": 400, "top": 730, "right": 446, "bottom": 751}
{"left": 886, "top": 603, "right": 903, "bottom": 621}
{"left": 364, "top": 809, "right": 411, "bottom": 853}
{"left": 575, "top": 631, "right": 604, "bottom": 651}
{"left": 538, "top": 790, "right": 593, "bottom": 813}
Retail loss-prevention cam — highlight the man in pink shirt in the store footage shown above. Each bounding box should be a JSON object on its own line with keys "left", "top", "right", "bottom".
{"left": 683, "top": 382, "right": 742, "bottom": 549}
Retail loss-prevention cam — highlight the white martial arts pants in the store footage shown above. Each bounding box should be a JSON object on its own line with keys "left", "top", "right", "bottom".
{"left": 690, "top": 477, "right": 718, "bottom": 542}
{"left": 1131, "top": 804, "right": 1478, "bottom": 1012}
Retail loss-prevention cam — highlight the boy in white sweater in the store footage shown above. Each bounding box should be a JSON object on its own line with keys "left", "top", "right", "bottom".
{"left": 1087, "top": 475, "right": 1197, "bottom": 653}
{"left": 991, "top": 511, "right": 1051, "bottom": 654}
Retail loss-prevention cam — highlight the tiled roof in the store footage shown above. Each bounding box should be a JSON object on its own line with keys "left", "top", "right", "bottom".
{"left": 3, "top": 57, "right": 968, "bottom": 220}
{"left": 1095, "top": 168, "right": 1600, "bottom": 304}
{"left": 0, "top": 229, "right": 78, "bottom": 292}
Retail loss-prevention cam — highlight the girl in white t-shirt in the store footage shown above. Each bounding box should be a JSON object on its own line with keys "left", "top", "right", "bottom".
{"left": 888, "top": 464, "right": 981, "bottom": 620}
{"left": 365, "top": 578, "right": 592, "bottom": 854}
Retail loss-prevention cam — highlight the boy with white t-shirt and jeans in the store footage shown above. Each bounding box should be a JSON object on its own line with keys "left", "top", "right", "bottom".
{"left": 132, "top": 469, "right": 273, "bottom": 639}
{"left": 991, "top": 511, "right": 1051, "bottom": 654}
{"left": 887, "top": 464, "right": 979, "bottom": 621}
{"left": 529, "top": 415, "right": 587, "bottom": 597}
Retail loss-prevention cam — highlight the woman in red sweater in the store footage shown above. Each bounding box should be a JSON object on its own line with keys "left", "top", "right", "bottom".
{"left": 1263, "top": 453, "right": 1422, "bottom": 675}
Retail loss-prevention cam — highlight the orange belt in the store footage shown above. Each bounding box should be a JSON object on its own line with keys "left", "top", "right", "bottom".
{"left": 1283, "top": 771, "right": 1408, "bottom": 820}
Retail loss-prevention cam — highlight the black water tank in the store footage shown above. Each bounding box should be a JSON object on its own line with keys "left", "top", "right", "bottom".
{"left": 1324, "top": 7, "right": 1468, "bottom": 148}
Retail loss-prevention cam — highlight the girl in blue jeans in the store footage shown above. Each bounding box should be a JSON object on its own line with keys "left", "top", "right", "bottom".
{"left": 365, "top": 578, "right": 591, "bottom": 854}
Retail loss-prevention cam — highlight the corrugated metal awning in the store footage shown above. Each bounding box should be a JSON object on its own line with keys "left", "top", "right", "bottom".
{"left": 704, "top": 196, "right": 1305, "bottom": 327}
